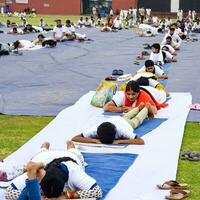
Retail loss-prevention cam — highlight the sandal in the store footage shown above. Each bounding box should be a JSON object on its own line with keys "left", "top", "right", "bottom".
{"left": 105, "top": 76, "right": 117, "bottom": 81}
{"left": 117, "top": 69, "right": 124, "bottom": 76}
{"left": 134, "top": 61, "right": 140, "bottom": 65}
{"left": 166, "top": 189, "right": 191, "bottom": 200}
{"left": 136, "top": 55, "right": 145, "bottom": 60}
{"left": 157, "top": 180, "right": 188, "bottom": 190}
{"left": 189, "top": 103, "right": 200, "bottom": 111}
{"left": 112, "top": 69, "right": 118, "bottom": 75}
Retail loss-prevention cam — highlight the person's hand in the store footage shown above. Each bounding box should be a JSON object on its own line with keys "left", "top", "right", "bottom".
{"left": 112, "top": 140, "right": 119, "bottom": 144}
{"left": 92, "top": 139, "right": 101, "bottom": 144}
{"left": 121, "top": 106, "right": 132, "bottom": 113}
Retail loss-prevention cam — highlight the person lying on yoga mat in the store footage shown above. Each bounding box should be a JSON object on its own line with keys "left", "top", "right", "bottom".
{"left": 7, "top": 25, "right": 24, "bottom": 35}
{"left": 161, "top": 46, "right": 177, "bottom": 63}
{"left": 3, "top": 141, "right": 102, "bottom": 200}
{"left": 137, "top": 60, "right": 168, "bottom": 79}
{"left": 162, "top": 27, "right": 182, "bottom": 50}
{"left": 149, "top": 43, "right": 164, "bottom": 66}
{"left": 104, "top": 80, "right": 159, "bottom": 114}
{"left": 72, "top": 105, "right": 149, "bottom": 145}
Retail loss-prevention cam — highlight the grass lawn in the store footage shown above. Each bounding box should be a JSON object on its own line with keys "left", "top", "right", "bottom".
{"left": 0, "top": 115, "right": 199, "bottom": 199}
{"left": 0, "top": 14, "right": 87, "bottom": 26}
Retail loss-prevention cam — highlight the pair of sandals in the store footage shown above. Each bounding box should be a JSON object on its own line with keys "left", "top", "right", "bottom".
{"left": 189, "top": 103, "right": 200, "bottom": 111}
{"left": 181, "top": 150, "right": 200, "bottom": 161}
{"left": 112, "top": 69, "right": 124, "bottom": 76}
{"left": 143, "top": 43, "right": 152, "bottom": 49}
{"left": 157, "top": 180, "right": 190, "bottom": 199}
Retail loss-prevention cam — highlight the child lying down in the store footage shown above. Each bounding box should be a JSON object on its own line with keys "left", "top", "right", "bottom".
{"left": 72, "top": 103, "right": 155, "bottom": 145}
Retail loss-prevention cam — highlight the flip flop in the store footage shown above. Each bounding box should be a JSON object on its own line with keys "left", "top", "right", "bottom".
{"left": 189, "top": 103, "right": 200, "bottom": 111}
{"left": 136, "top": 55, "right": 145, "bottom": 60}
{"left": 112, "top": 69, "right": 118, "bottom": 75}
{"left": 157, "top": 180, "right": 188, "bottom": 190}
{"left": 105, "top": 76, "right": 117, "bottom": 81}
{"left": 181, "top": 150, "right": 200, "bottom": 161}
{"left": 165, "top": 189, "right": 191, "bottom": 200}
{"left": 134, "top": 61, "right": 140, "bottom": 65}
{"left": 117, "top": 69, "right": 124, "bottom": 76}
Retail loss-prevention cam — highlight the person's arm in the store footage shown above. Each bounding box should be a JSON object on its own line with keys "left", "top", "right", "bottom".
{"left": 113, "top": 138, "right": 144, "bottom": 145}
{"left": 72, "top": 134, "right": 101, "bottom": 144}
{"left": 103, "top": 100, "right": 124, "bottom": 112}
{"left": 157, "top": 74, "right": 168, "bottom": 79}
{"left": 18, "top": 161, "right": 45, "bottom": 200}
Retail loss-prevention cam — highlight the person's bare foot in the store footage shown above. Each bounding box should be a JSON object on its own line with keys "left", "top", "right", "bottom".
{"left": 146, "top": 102, "right": 154, "bottom": 119}
{"left": 138, "top": 102, "right": 145, "bottom": 111}
{"left": 40, "top": 142, "right": 50, "bottom": 150}
{"left": 67, "top": 141, "right": 75, "bottom": 150}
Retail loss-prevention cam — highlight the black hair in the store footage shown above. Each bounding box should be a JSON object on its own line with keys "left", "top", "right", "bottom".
{"left": 145, "top": 60, "right": 154, "bottom": 68}
{"left": 166, "top": 36, "right": 172, "bottom": 41}
{"left": 40, "top": 166, "right": 67, "bottom": 198}
{"left": 13, "top": 40, "right": 20, "bottom": 49}
{"left": 151, "top": 43, "right": 160, "bottom": 52}
{"left": 136, "top": 77, "right": 149, "bottom": 86}
{"left": 125, "top": 80, "right": 140, "bottom": 93}
{"left": 162, "top": 46, "right": 169, "bottom": 51}
{"left": 97, "top": 122, "right": 116, "bottom": 144}
{"left": 66, "top": 19, "right": 70, "bottom": 24}
{"left": 38, "top": 34, "right": 45, "bottom": 38}
{"left": 40, "top": 157, "right": 77, "bottom": 198}
{"left": 169, "top": 27, "right": 175, "bottom": 31}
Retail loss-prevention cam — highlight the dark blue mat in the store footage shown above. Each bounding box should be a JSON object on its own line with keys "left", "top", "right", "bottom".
{"left": 83, "top": 153, "right": 138, "bottom": 199}
{"left": 135, "top": 118, "right": 167, "bottom": 137}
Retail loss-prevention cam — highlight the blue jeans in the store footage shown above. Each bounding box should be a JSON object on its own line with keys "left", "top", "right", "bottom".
{"left": 18, "top": 179, "right": 41, "bottom": 200}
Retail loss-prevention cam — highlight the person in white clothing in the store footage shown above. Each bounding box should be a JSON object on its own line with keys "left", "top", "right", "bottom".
{"left": 162, "top": 27, "right": 182, "bottom": 49}
{"left": 113, "top": 15, "right": 122, "bottom": 29}
{"left": 52, "top": 19, "right": 64, "bottom": 41}
{"left": 149, "top": 43, "right": 164, "bottom": 66}
{"left": 7, "top": 25, "right": 23, "bottom": 35}
{"left": 4, "top": 141, "right": 102, "bottom": 200}
{"left": 137, "top": 60, "right": 168, "bottom": 79}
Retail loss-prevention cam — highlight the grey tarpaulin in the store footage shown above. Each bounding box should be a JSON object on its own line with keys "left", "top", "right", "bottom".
{"left": 0, "top": 28, "right": 199, "bottom": 121}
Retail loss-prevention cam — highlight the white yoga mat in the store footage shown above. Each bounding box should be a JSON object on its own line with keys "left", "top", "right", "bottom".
{"left": 0, "top": 91, "right": 191, "bottom": 200}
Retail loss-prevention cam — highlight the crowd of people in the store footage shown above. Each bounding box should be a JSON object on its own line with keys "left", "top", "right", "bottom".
{"left": 0, "top": 7, "right": 199, "bottom": 199}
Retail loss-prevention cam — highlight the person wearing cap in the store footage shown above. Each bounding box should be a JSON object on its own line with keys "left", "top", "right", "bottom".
{"left": 4, "top": 141, "right": 102, "bottom": 200}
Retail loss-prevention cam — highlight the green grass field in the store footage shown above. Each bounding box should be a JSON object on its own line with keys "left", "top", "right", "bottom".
{"left": 0, "top": 14, "right": 87, "bottom": 26}
{"left": 0, "top": 115, "right": 199, "bottom": 199}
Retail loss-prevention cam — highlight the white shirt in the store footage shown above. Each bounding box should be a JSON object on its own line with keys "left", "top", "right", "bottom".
{"left": 83, "top": 116, "right": 136, "bottom": 139}
{"left": 9, "top": 28, "right": 23, "bottom": 34}
{"left": 113, "top": 18, "right": 121, "bottom": 28}
{"left": 53, "top": 26, "right": 64, "bottom": 38}
{"left": 141, "top": 86, "right": 166, "bottom": 103}
{"left": 161, "top": 44, "right": 175, "bottom": 54}
{"left": 162, "top": 33, "right": 182, "bottom": 46}
{"left": 63, "top": 161, "right": 96, "bottom": 191}
{"left": 137, "top": 65, "right": 164, "bottom": 76}
{"left": 149, "top": 52, "right": 164, "bottom": 65}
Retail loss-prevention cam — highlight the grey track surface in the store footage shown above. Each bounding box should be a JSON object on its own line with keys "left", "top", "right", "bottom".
{"left": 0, "top": 28, "right": 199, "bottom": 121}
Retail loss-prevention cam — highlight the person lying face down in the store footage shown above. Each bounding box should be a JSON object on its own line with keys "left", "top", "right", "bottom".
{"left": 137, "top": 59, "right": 168, "bottom": 79}
{"left": 72, "top": 117, "right": 146, "bottom": 145}
{"left": 4, "top": 141, "right": 102, "bottom": 200}
{"left": 104, "top": 80, "right": 158, "bottom": 114}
